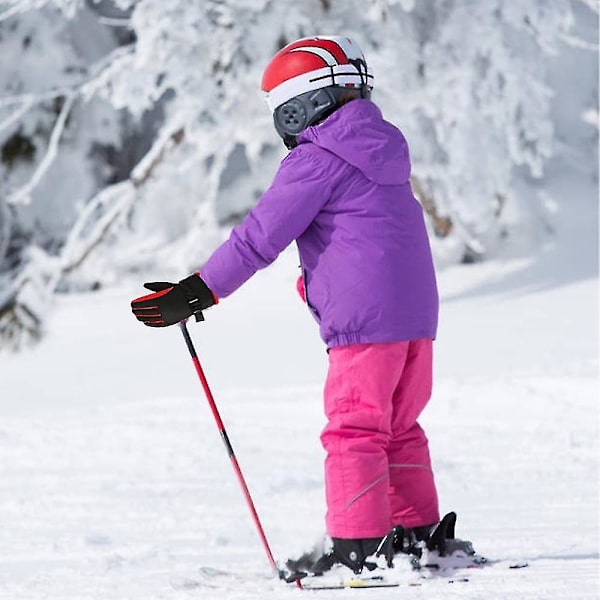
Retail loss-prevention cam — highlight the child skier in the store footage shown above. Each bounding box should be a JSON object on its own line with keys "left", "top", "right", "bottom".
{"left": 131, "top": 36, "right": 472, "bottom": 576}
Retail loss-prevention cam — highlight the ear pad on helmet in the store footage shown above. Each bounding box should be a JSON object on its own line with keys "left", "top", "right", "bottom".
{"left": 273, "top": 88, "right": 337, "bottom": 140}
{"left": 274, "top": 98, "right": 308, "bottom": 137}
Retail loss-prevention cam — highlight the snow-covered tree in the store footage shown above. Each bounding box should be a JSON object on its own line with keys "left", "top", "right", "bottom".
{"left": 0, "top": 0, "right": 597, "bottom": 350}
{"left": 0, "top": 2, "right": 130, "bottom": 347}
{"left": 388, "top": 0, "right": 598, "bottom": 263}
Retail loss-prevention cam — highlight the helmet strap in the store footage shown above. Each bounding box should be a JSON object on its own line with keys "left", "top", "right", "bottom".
{"left": 348, "top": 57, "right": 371, "bottom": 99}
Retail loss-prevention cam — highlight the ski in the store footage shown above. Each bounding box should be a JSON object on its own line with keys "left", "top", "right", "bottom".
{"left": 299, "top": 578, "right": 404, "bottom": 590}
{"left": 295, "top": 561, "right": 529, "bottom": 591}
{"left": 169, "top": 553, "right": 529, "bottom": 593}
{"left": 285, "top": 553, "right": 530, "bottom": 591}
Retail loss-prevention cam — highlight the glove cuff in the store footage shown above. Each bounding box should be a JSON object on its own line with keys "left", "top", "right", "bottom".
{"left": 178, "top": 274, "right": 217, "bottom": 312}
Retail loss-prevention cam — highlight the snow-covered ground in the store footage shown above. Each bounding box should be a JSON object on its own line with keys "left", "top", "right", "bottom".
{"left": 1, "top": 176, "right": 598, "bottom": 598}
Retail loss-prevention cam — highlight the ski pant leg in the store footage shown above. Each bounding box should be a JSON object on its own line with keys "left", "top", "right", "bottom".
{"left": 320, "top": 342, "right": 410, "bottom": 539}
{"left": 388, "top": 339, "right": 440, "bottom": 528}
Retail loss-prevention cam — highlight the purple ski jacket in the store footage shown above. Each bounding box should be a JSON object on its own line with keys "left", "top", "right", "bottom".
{"left": 201, "top": 99, "right": 439, "bottom": 349}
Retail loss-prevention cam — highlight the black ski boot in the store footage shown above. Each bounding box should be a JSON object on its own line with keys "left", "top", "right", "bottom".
{"left": 331, "top": 537, "right": 384, "bottom": 574}
{"left": 284, "top": 535, "right": 386, "bottom": 582}
{"left": 391, "top": 512, "right": 481, "bottom": 571}
{"left": 390, "top": 521, "right": 434, "bottom": 559}
{"left": 284, "top": 547, "right": 336, "bottom": 581}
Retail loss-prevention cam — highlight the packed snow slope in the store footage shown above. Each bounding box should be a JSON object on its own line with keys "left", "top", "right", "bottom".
{"left": 0, "top": 174, "right": 598, "bottom": 599}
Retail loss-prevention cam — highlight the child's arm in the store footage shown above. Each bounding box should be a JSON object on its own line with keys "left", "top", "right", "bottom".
{"left": 201, "top": 146, "right": 335, "bottom": 299}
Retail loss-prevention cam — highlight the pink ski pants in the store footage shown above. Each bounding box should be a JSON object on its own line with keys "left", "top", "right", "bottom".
{"left": 321, "top": 339, "right": 440, "bottom": 539}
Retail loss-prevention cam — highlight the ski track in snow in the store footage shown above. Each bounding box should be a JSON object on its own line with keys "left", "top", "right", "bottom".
{"left": 1, "top": 246, "right": 598, "bottom": 599}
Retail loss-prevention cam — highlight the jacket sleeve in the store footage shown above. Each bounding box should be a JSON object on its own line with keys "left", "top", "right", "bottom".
{"left": 200, "top": 145, "right": 335, "bottom": 299}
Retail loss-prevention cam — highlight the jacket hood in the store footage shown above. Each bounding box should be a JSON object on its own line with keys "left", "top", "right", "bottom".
{"left": 298, "top": 99, "right": 411, "bottom": 185}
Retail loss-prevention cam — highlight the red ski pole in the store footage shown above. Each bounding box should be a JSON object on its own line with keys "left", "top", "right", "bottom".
{"left": 178, "top": 321, "right": 290, "bottom": 583}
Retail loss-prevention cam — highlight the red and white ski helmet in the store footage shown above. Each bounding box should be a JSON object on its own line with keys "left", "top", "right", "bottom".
{"left": 261, "top": 36, "right": 373, "bottom": 114}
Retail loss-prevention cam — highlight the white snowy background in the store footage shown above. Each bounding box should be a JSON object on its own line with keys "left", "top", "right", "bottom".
{"left": 0, "top": 0, "right": 598, "bottom": 598}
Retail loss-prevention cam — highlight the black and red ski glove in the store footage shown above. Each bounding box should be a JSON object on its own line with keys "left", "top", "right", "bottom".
{"left": 131, "top": 274, "right": 217, "bottom": 327}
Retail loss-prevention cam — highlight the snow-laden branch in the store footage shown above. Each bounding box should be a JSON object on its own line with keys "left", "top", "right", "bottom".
{"left": 97, "top": 16, "right": 131, "bottom": 27}
{"left": 0, "top": 88, "right": 72, "bottom": 108}
{"left": 0, "top": 0, "right": 45, "bottom": 23}
{"left": 582, "top": 109, "right": 599, "bottom": 130}
{"left": 7, "top": 93, "right": 75, "bottom": 206}
{"left": 575, "top": 0, "right": 599, "bottom": 15}
{"left": 1, "top": 43, "right": 134, "bottom": 206}
{"left": 0, "top": 44, "right": 134, "bottom": 110}
{"left": 45, "top": 119, "right": 186, "bottom": 291}
{"left": 559, "top": 31, "right": 599, "bottom": 51}
{"left": 130, "top": 124, "right": 185, "bottom": 185}
{"left": 0, "top": 97, "right": 34, "bottom": 133}
{"left": 79, "top": 44, "right": 135, "bottom": 100}
{"left": 48, "top": 180, "right": 135, "bottom": 291}
{"left": 0, "top": 0, "right": 79, "bottom": 22}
